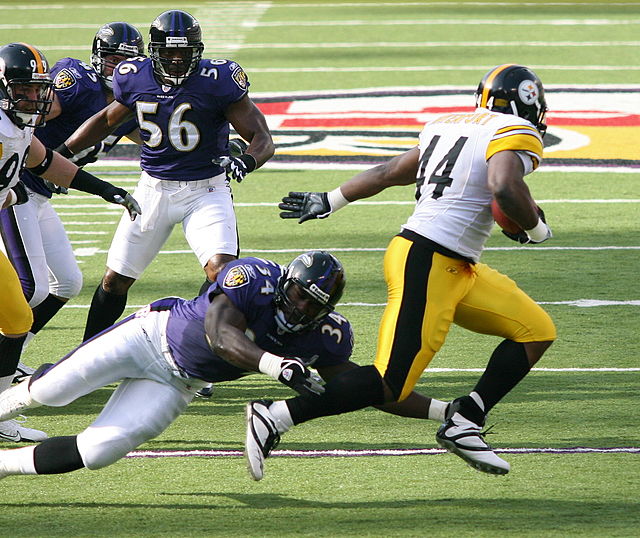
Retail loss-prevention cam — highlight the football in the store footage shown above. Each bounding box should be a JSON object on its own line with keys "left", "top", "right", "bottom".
{"left": 491, "top": 199, "right": 523, "bottom": 234}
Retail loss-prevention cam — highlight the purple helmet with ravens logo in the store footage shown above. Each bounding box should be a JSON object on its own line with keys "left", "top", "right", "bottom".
{"left": 91, "top": 22, "right": 145, "bottom": 89}
{"left": 148, "top": 10, "right": 204, "bottom": 86}
{"left": 0, "top": 42, "right": 53, "bottom": 128}
{"left": 475, "top": 64, "right": 548, "bottom": 136}
{"left": 275, "top": 251, "right": 346, "bottom": 333}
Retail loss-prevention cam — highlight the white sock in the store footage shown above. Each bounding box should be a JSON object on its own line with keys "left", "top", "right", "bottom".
{"left": 23, "top": 332, "right": 36, "bottom": 349}
{"left": 268, "top": 400, "right": 294, "bottom": 433}
{"left": 427, "top": 399, "right": 449, "bottom": 422}
{"left": 0, "top": 446, "right": 38, "bottom": 475}
{"left": 469, "top": 391, "right": 485, "bottom": 412}
{"left": 0, "top": 375, "right": 13, "bottom": 395}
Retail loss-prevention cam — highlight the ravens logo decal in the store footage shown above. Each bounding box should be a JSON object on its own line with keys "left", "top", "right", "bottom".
{"left": 223, "top": 266, "right": 250, "bottom": 288}
{"left": 54, "top": 68, "right": 77, "bottom": 90}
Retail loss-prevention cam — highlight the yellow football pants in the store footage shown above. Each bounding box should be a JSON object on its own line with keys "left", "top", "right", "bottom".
{"left": 0, "top": 251, "right": 33, "bottom": 335}
{"left": 373, "top": 234, "right": 556, "bottom": 401}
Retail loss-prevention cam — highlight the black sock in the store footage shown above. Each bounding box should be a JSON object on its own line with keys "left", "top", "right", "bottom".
{"left": 33, "top": 436, "right": 85, "bottom": 474}
{"left": 472, "top": 340, "right": 531, "bottom": 412}
{"left": 286, "top": 365, "right": 385, "bottom": 425}
{"left": 30, "top": 294, "right": 66, "bottom": 334}
{"left": 0, "top": 334, "right": 28, "bottom": 376}
{"left": 83, "top": 284, "right": 127, "bottom": 342}
{"left": 198, "top": 278, "right": 214, "bottom": 296}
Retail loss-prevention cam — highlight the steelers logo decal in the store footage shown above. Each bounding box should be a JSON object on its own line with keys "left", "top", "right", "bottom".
{"left": 54, "top": 68, "right": 77, "bottom": 90}
{"left": 223, "top": 266, "right": 250, "bottom": 288}
{"left": 231, "top": 66, "right": 248, "bottom": 91}
{"left": 518, "top": 80, "right": 539, "bottom": 105}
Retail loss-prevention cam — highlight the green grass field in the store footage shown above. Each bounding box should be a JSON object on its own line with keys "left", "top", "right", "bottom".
{"left": 1, "top": 1, "right": 639, "bottom": 537}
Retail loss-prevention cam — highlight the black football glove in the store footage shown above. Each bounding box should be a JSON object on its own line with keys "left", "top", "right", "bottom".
{"left": 111, "top": 191, "right": 142, "bottom": 221}
{"left": 277, "top": 357, "right": 325, "bottom": 396}
{"left": 68, "top": 142, "right": 106, "bottom": 168}
{"left": 279, "top": 191, "right": 331, "bottom": 223}
{"left": 43, "top": 180, "right": 68, "bottom": 195}
{"left": 99, "top": 184, "right": 142, "bottom": 221}
{"left": 10, "top": 181, "right": 30, "bottom": 205}
{"left": 502, "top": 206, "right": 551, "bottom": 244}
{"left": 213, "top": 153, "right": 257, "bottom": 183}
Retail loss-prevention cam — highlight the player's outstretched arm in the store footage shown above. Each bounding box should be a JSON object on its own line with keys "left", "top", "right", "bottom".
{"left": 279, "top": 146, "right": 421, "bottom": 224}
{"left": 58, "top": 100, "right": 133, "bottom": 158}
{"left": 26, "top": 136, "right": 141, "bottom": 221}
{"left": 205, "top": 293, "right": 323, "bottom": 396}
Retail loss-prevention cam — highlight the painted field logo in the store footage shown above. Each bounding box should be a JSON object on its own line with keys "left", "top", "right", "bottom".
{"left": 252, "top": 87, "right": 640, "bottom": 169}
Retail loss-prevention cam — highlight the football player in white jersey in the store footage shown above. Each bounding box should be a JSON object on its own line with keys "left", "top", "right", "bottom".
{"left": 5, "top": 23, "right": 145, "bottom": 384}
{"left": 245, "top": 64, "right": 556, "bottom": 479}
{"left": 0, "top": 42, "right": 140, "bottom": 443}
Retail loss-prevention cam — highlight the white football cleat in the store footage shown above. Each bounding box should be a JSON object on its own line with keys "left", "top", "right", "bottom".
{"left": 0, "top": 417, "right": 48, "bottom": 443}
{"left": 244, "top": 400, "right": 280, "bottom": 481}
{"left": 0, "top": 379, "right": 38, "bottom": 422}
{"left": 436, "top": 397, "right": 510, "bottom": 475}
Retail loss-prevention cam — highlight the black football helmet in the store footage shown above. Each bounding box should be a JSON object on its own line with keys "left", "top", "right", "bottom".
{"left": 91, "top": 22, "right": 145, "bottom": 89}
{"left": 274, "top": 251, "right": 346, "bottom": 333}
{"left": 0, "top": 42, "right": 53, "bottom": 128}
{"left": 148, "top": 10, "right": 204, "bottom": 86}
{"left": 475, "top": 64, "right": 547, "bottom": 136}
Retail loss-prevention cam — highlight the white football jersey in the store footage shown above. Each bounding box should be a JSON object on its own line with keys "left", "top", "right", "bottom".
{"left": 403, "top": 108, "right": 543, "bottom": 262}
{"left": 0, "top": 109, "right": 34, "bottom": 207}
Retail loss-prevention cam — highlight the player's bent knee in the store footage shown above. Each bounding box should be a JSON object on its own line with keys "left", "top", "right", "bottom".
{"left": 52, "top": 270, "right": 83, "bottom": 299}
{"left": 77, "top": 423, "right": 166, "bottom": 470}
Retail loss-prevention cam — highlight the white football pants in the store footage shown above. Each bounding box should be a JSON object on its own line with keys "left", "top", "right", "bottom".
{"left": 29, "top": 309, "right": 209, "bottom": 470}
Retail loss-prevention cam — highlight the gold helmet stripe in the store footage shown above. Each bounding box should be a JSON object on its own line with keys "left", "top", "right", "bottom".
{"left": 480, "top": 63, "right": 516, "bottom": 108}
{"left": 18, "top": 42, "right": 46, "bottom": 73}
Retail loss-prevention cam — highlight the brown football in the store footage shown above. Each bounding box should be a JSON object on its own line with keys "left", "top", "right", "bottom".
{"left": 491, "top": 199, "right": 523, "bottom": 234}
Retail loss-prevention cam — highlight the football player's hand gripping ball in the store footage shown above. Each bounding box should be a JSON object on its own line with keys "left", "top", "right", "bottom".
{"left": 279, "top": 192, "right": 332, "bottom": 223}
{"left": 502, "top": 206, "right": 552, "bottom": 244}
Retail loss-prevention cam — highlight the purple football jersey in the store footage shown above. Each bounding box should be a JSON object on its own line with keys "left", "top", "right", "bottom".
{"left": 21, "top": 57, "right": 136, "bottom": 197}
{"left": 164, "top": 258, "right": 354, "bottom": 383}
{"left": 113, "top": 57, "right": 249, "bottom": 181}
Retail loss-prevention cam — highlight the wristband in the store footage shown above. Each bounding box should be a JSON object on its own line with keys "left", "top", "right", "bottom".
{"left": 327, "top": 187, "right": 349, "bottom": 212}
{"left": 525, "top": 218, "right": 549, "bottom": 242}
{"left": 239, "top": 153, "right": 257, "bottom": 173}
{"left": 55, "top": 143, "right": 74, "bottom": 158}
{"left": 258, "top": 352, "right": 283, "bottom": 379}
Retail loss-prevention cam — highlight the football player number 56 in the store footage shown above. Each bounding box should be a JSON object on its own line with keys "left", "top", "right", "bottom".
{"left": 136, "top": 101, "right": 200, "bottom": 152}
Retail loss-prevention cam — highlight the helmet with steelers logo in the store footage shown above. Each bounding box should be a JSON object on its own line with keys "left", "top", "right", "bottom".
{"left": 475, "top": 64, "right": 547, "bottom": 136}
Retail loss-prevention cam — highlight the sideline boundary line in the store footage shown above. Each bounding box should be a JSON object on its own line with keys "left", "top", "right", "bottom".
{"left": 127, "top": 447, "right": 640, "bottom": 459}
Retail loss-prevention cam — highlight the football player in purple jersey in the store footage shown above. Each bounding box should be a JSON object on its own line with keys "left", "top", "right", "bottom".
{"left": 0, "top": 251, "right": 447, "bottom": 479}
{"left": 1, "top": 23, "right": 144, "bottom": 381}
{"left": 56, "top": 9, "right": 275, "bottom": 342}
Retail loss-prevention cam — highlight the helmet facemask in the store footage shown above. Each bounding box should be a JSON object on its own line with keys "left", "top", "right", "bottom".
{"left": 1, "top": 77, "right": 53, "bottom": 128}
{"left": 274, "top": 280, "right": 336, "bottom": 333}
{"left": 148, "top": 41, "right": 203, "bottom": 86}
